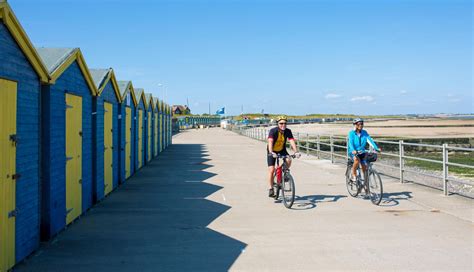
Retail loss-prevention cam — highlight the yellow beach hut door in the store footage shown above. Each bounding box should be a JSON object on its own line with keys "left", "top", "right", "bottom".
{"left": 138, "top": 110, "right": 143, "bottom": 168}
{"left": 125, "top": 107, "right": 131, "bottom": 178}
{"left": 104, "top": 102, "right": 113, "bottom": 196}
{"left": 147, "top": 112, "right": 151, "bottom": 162}
{"left": 65, "top": 93, "right": 82, "bottom": 224}
{"left": 154, "top": 112, "right": 158, "bottom": 156}
{"left": 0, "top": 79, "right": 17, "bottom": 271}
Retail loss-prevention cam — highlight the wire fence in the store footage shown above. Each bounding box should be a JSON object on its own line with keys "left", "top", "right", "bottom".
{"left": 231, "top": 125, "right": 474, "bottom": 198}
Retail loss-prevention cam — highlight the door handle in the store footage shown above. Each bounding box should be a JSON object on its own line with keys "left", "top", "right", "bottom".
{"left": 8, "top": 209, "right": 18, "bottom": 218}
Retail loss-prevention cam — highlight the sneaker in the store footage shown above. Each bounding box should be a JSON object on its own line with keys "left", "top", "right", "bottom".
{"left": 350, "top": 174, "right": 357, "bottom": 182}
{"left": 268, "top": 188, "right": 275, "bottom": 197}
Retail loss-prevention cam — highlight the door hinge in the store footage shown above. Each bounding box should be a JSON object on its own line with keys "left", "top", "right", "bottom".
{"left": 66, "top": 104, "right": 73, "bottom": 109}
{"left": 9, "top": 134, "right": 18, "bottom": 146}
{"left": 8, "top": 209, "right": 18, "bottom": 218}
{"left": 66, "top": 208, "right": 74, "bottom": 214}
{"left": 66, "top": 157, "right": 73, "bottom": 161}
{"left": 12, "top": 173, "right": 21, "bottom": 180}
{"left": 78, "top": 179, "right": 82, "bottom": 184}
{"left": 79, "top": 131, "right": 83, "bottom": 137}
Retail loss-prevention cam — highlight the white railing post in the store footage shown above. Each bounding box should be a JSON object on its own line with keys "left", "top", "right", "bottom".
{"left": 295, "top": 132, "right": 300, "bottom": 150}
{"left": 399, "top": 140, "right": 404, "bottom": 183}
{"left": 330, "top": 135, "right": 334, "bottom": 163}
{"left": 346, "top": 136, "right": 349, "bottom": 160}
{"left": 443, "top": 144, "right": 448, "bottom": 196}
{"left": 317, "top": 134, "right": 321, "bottom": 159}
{"left": 306, "top": 133, "right": 309, "bottom": 156}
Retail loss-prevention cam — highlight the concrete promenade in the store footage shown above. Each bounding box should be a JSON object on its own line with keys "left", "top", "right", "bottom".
{"left": 16, "top": 128, "right": 473, "bottom": 271}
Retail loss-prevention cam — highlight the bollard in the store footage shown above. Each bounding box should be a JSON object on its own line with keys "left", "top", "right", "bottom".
{"left": 399, "top": 140, "right": 404, "bottom": 183}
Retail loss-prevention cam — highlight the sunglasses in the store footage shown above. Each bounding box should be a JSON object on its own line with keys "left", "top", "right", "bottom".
{"left": 355, "top": 122, "right": 364, "bottom": 125}
{"left": 278, "top": 122, "right": 287, "bottom": 125}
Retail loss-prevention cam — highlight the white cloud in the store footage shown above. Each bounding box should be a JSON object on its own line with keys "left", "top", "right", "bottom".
{"left": 400, "top": 90, "right": 408, "bottom": 94}
{"left": 350, "top": 96, "right": 374, "bottom": 102}
{"left": 325, "top": 93, "right": 341, "bottom": 99}
{"left": 449, "top": 98, "right": 461, "bottom": 103}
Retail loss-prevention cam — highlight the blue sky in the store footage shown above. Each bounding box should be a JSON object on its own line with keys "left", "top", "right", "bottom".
{"left": 11, "top": 0, "right": 472, "bottom": 115}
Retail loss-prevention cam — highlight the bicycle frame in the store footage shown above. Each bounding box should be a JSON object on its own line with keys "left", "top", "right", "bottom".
{"left": 274, "top": 157, "right": 289, "bottom": 185}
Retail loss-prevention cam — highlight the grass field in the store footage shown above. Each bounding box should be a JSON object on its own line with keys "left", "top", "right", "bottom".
{"left": 406, "top": 152, "right": 474, "bottom": 178}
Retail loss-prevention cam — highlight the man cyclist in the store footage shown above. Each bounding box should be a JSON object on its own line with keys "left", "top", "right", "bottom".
{"left": 348, "top": 118, "right": 381, "bottom": 182}
{"left": 267, "top": 115, "right": 300, "bottom": 197}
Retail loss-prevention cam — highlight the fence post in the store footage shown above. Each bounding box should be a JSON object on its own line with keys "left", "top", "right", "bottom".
{"left": 330, "top": 135, "right": 334, "bottom": 163}
{"left": 399, "top": 140, "right": 404, "bottom": 183}
{"left": 346, "top": 136, "right": 349, "bottom": 160}
{"left": 306, "top": 133, "right": 309, "bottom": 156}
{"left": 317, "top": 134, "right": 321, "bottom": 159}
{"left": 296, "top": 133, "right": 300, "bottom": 150}
{"left": 443, "top": 144, "right": 448, "bottom": 196}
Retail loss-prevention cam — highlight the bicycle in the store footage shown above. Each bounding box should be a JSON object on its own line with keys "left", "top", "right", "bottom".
{"left": 345, "top": 151, "right": 383, "bottom": 205}
{"left": 271, "top": 153, "right": 298, "bottom": 208}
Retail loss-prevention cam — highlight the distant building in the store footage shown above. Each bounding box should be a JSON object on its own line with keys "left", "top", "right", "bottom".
{"left": 172, "top": 105, "right": 191, "bottom": 115}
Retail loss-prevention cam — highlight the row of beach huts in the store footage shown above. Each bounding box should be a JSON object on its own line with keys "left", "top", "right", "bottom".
{"left": 0, "top": 2, "right": 172, "bottom": 271}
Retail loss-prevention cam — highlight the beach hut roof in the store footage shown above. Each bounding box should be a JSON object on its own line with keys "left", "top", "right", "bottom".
{"left": 36, "top": 47, "right": 98, "bottom": 95}
{"left": 117, "top": 80, "right": 138, "bottom": 106}
{"left": 134, "top": 88, "right": 147, "bottom": 107}
{"left": 145, "top": 93, "right": 154, "bottom": 110}
{"left": 89, "top": 68, "right": 122, "bottom": 102}
{"left": 0, "top": 1, "right": 49, "bottom": 82}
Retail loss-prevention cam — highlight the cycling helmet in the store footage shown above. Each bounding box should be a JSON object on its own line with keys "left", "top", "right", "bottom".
{"left": 276, "top": 115, "right": 288, "bottom": 122}
{"left": 353, "top": 117, "right": 364, "bottom": 125}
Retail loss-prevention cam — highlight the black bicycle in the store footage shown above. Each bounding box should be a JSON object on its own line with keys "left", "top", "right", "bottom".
{"left": 271, "top": 154, "right": 298, "bottom": 208}
{"left": 345, "top": 151, "right": 383, "bottom": 205}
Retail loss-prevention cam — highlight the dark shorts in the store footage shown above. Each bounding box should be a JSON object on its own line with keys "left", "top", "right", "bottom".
{"left": 267, "top": 149, "right": 289, "bottom": 167}
{"left": 350, "top": 152, "right": 368, "bottom": 165}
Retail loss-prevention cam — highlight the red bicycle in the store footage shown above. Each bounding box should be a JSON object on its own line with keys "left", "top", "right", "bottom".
{"left": 272, "top": 154, "right": 297, "bottom": 208}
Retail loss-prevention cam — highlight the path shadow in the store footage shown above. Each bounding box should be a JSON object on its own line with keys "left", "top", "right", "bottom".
{"left": 16, "top": 144, "right": 246, "bottom": 272}
{"left": 281, "top": 194, "right": 347, "bottom": 210}
{"left": 379, "top": 191, "right": 413, "bottom": 207}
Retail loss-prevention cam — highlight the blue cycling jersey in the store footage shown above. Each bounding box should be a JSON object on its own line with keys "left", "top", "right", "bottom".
{"left": 347, "top": 129, "right": 379, "bottom": 156}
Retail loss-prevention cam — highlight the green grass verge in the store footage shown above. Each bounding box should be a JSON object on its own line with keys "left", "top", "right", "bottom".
{"left": 405, "top": 153, "right": 474, "bottom": 178}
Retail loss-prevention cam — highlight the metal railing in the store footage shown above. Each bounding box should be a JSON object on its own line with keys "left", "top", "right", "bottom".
{"left": 232, "top": 125, "right": 474, "bottom": 197}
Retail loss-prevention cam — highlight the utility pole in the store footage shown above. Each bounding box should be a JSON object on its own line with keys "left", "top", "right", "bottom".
{"left": 209, "top": 102, "right": 211, "bottom": 115}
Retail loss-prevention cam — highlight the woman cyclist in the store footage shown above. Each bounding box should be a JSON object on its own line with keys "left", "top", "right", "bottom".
{"left": 348, "top": 118, "right": 381, "bottom": 182}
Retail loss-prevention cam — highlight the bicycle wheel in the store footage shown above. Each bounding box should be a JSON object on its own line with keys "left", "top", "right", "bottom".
{"left": 345, "top": 165, "right": 359, "bottom": 197}
{"left": 273, "top": 174, "right": 280, "bottom": 200}
{"left": 282, "top": 172, "right": 295, "bottom": 208}
{"left": 368, "top": 169, "right": 383, "bottom": 205}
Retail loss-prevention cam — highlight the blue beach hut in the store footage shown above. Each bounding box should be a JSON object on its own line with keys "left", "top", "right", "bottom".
{"left": 159, "top": 100, "right": 164, "bottom": 153}
{"left": 145, "top": 93, "right": 154, "bottom": 163}
{"left": 153, "top": 97, "right": 160, "bottom": 158}
{"left": 90, "top": 68, "right": 122, "bottom": 202}
{"left": 37, "top": 47, "right": 98, "bottom": 239}
{"left": 118, "top": 81, "right": 138, "bottom": 182}
{"left": 134, "top": 88, "right": 147, "bottom": 170}
{"left": 0, "top": 2, "right": 49, "bottom": 270}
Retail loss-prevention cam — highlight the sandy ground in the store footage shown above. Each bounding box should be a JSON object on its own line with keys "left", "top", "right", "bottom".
{"left": 288, "top": 119, "right": 474, "bottom": 138}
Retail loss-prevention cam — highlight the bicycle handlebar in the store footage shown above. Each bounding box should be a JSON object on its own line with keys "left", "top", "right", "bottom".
{"left": 268, "top": 153, "right": 298, "bottom": 159}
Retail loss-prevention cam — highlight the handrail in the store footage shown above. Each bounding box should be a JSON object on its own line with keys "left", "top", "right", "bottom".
{"left": 234, "top": 125, "right": 473, "bottom": 197}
